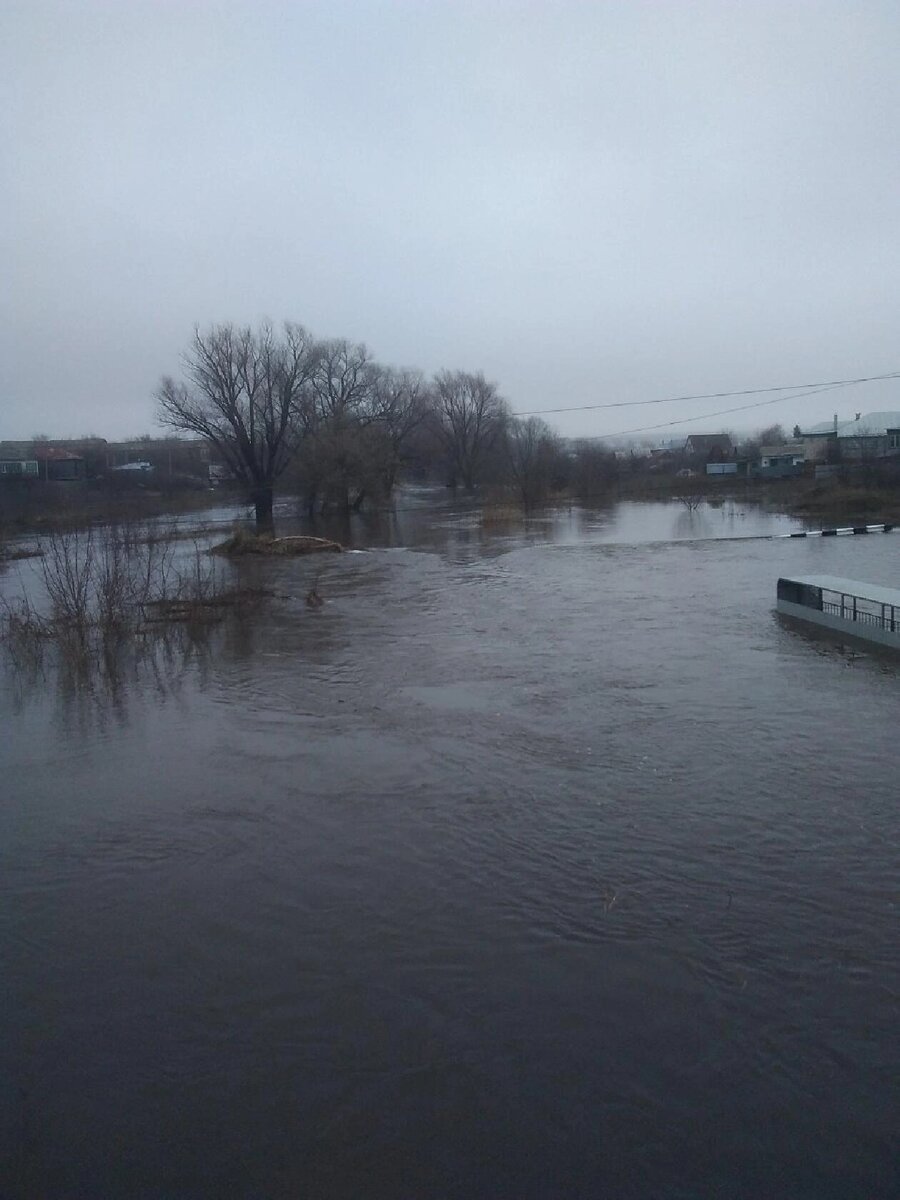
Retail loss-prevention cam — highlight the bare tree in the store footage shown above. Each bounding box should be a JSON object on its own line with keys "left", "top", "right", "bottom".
{"left": 678, "top": 492, "right": 704, "bottom": 512}
{"left": 571, "top": 440, "right": 619, "bottom": 502}
{"left": 740, "top": 422, "right": 788, "bottom": 463}
{"left": 504, "top": 417, "right": 565, "bottom": 509}
{"left": 432, "top": 370, "right": 508, "bottom": 491}
{"left": 157, "top": 322, "right": 317, "bottom": 530}
{"left": 758, "top": 423, "right": 786, "bottom": 446}
{"left": 298, "top": 339, "right": 379, "bottom": 513}
{"left": 369, "top": 367, "right": 430, "bottom": 496}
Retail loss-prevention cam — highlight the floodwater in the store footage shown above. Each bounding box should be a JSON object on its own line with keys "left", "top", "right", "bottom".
{"left": 1, "top": 494, "right": 898, "bottom": 1199}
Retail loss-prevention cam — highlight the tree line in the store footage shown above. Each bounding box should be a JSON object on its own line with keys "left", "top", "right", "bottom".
{"left": 158, "top": 321, "right": 602, "bottom": 528}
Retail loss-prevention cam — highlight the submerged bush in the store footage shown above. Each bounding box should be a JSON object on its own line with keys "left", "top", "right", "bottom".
{"left": 35, "top": 523, "right": 178, "bottom": 630}
{"left": 0, "top": 520, "right": 270, "bottom": 661}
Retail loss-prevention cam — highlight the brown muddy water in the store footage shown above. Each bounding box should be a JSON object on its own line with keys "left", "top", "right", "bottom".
{"left": 1, "top": 494, "right": 898, "bottom": 1199}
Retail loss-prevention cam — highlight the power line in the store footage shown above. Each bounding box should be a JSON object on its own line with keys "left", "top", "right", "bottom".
{"left": 587, "top": 380, "right": 853, "bottom": 440}
{"left": 515, "top": 369, "right": 900, "bottom": 417}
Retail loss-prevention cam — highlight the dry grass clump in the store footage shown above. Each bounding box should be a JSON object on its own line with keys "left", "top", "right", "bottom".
{"left": 479, "top": 503, "right": 525, "bottom": 526}
{"left": 790, "top": 483, "right": 898, "bottom": 521}
{"left": 143, "top": 587, "right": 273, "bottom": 625}
{"left": 212, "top": 528, "right": 343, "bottom": 556}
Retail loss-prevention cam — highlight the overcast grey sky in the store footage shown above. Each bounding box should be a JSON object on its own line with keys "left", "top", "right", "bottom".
{"left": 3, "top": 0, "right": 899, "bottom": 442}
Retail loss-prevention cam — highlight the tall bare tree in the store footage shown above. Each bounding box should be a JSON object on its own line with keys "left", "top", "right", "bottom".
{"left": 290, "top": 358, "right": 430, "bottom": 515}
{"left": 570, "top": 439, "right": 619, "bottom": 503}
{"left": 369, "top": 367, "right": 430, "bottom": 496}
{"left": 157, "top": 322, "right": 317, "bottom": 529}
{"left": 504, "top": 417, "right": 565, "bottom": 509}
{"left": 296, "top": 339, "right": 379, "bottom": 513}
{"left": 432, "top": 370, "right": 508, "bottom": 491}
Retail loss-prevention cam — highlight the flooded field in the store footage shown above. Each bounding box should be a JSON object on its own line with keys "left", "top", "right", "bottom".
{"left": 2, "top": 495, "right": 898, "bottom": 1198}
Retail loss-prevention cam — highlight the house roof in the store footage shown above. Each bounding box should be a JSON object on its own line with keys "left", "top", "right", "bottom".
{"left": 760, "top": 444, "right": 805, "bottom": 457}
{"left": 0, "top": 441, "right": 85, "bottom": 461}
{"left": 800, "top": 424, "right": 837, "bottom": 436}
{"left": 835, "top": 411, "right": 900, "bottom": 438}
{"left": 32, "top": 447, "right": 84, "bottom": 461}
{"left": 803, "top": 411, "right": 900, "bottom": 437}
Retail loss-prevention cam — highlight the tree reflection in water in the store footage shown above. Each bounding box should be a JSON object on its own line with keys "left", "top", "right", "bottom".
{"left": 1, "top": 607, "right": 263, "bottom": 733}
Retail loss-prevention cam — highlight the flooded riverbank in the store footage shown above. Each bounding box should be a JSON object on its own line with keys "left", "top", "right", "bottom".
{"left": 2, "top": 495, "right": 898, "bottom": 1198}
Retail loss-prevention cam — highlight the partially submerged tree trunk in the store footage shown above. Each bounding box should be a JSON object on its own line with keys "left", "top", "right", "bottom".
{"left": 253, "top": 485, "right": 275, "bottom": 534}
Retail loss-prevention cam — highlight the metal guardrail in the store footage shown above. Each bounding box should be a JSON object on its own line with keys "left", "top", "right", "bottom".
{"left": 821, "top": 600, "right": 897, "bottom": 632}
{"left": 854, "top": 610, "right": 890, "bottom": 628}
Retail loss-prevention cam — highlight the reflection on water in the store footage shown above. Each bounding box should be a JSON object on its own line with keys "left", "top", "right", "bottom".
{"left": 1, "top": 494, "right": 898, "bottom": 1199}
{"left": 2, "top": 621, "right": 217, "bottom": 732}
{"left": 267, "top": 489, "right": 808, "bottom": 562}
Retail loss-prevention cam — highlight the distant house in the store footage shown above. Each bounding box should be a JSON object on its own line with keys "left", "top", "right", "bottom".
{"left": 684, "top": 433, "right": 734, "bottom": 462}
{"left": 796, "top": 426, "right": 837, "bottom": 463}
{"left": 0, "top": 442, "right": 88, "bottom": 482}
{"left": 0, "top": 458, "right": 39, "bottom": 479}
{"left": 800, "top": 411, "right": 900, "bottom": 462}
{"left": 760, "top": 444, "right": 805, "bottom": 469}
{"left": 32, "top": 447, "right": 87, "bottom": 482}
{"left": 834, "top": 411, "right": 900, "bottom": 460}
{"left": 650, "top": 439, "right": 682, "bottom": 457}
{"left": 0, "top": 444, "right": 44, "bottom": 480}
{"left": 757, "top": 443, "right": 806, "bottom": 478}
